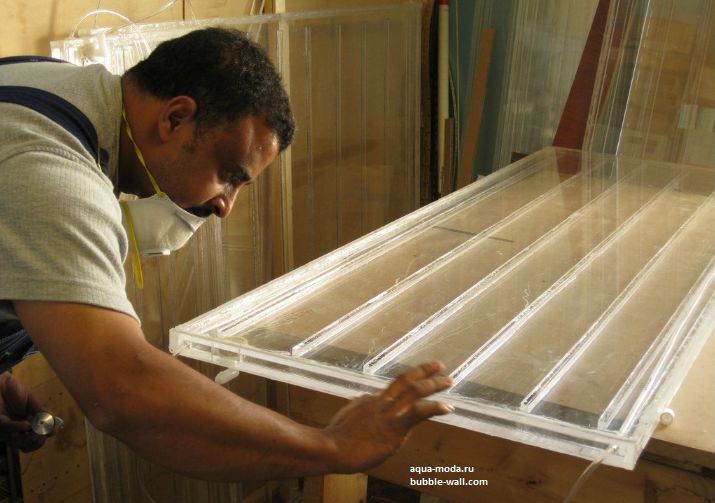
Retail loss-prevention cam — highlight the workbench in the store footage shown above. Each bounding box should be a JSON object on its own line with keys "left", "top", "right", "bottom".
{"left": 292, "top": 327, "right": 715, "bottom": 502}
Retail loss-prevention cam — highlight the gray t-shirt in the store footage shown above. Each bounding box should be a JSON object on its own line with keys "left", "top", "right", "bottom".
{"left": 0, "top": 60, "right": 138, "bottom": 325}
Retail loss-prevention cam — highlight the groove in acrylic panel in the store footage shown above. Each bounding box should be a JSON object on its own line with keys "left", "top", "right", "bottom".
{"left": 601, "top": 255, "right": 715, "bottom": 432}
{"left": 362, "top": 158, "right": 638, "bottom": 374}
{"left": 524, "top": 173, "right": 715, "bottom": 426}
{"left": 210, "top": 154, "right": 566, "bottom": 344}
{"left": 600, "top": 199, "right": 715, "bottom": 431}
{"left": 447, "top": 172, "right": 687, "bottom": 388}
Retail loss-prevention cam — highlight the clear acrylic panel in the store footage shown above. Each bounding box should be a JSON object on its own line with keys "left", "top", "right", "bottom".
{"left": 491, "top": 0, "right": 598, "bottom": 169}
{"left": 172, "top": 148, "right": 715, "bottom": 469}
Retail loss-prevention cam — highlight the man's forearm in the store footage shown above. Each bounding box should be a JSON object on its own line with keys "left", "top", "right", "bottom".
{"left": 97, "top": 344, "right": 341, "bottom": 481}
{"left": 15, "top": 300, "right": 451, "bottom": 481}
{"left": 16, "top": 301, "right": 342, "bottom": 480}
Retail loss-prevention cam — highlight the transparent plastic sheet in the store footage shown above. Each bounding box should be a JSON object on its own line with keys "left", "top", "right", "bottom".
{"left": 172, "top": 148, "right": 715, "bottom": 469}
{"left": 584, "top": 0, "right": 715, "bottom": 168}
{"left": 442, "top": 0, "right": 599, "bottom": 183}
{"left": 488, "top": 0, "right": 598, "bottom": 171}
{"left": 51, "top": 4, "right": 420, "bottom": 501}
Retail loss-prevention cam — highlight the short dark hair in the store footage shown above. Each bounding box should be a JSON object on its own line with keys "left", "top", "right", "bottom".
{"left": 125, "top": 27, "right": 295, "bottom": 150}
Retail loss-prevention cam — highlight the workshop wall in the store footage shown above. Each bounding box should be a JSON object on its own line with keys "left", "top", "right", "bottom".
{"left": 1, "top": 1, "right": 181, "bottom": 56}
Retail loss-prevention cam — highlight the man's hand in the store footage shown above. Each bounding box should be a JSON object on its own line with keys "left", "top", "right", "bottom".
{"left": 325, "top": 361, "right": 453, "bottom": 473}
{"left": 0, "top": 372, "right": 47, "bottom": 452}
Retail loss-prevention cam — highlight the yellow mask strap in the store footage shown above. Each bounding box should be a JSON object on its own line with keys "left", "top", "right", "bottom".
{"left": 120, "top": 200, "right": 144, "bottom": 289}
{"left": 121, "top": 107, "right": 165, "bottom": 198}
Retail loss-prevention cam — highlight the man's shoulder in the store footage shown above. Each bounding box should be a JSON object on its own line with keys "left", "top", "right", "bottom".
{"left": 0, "top": 60, "right": 121, "bottom": 180}
{"left": 0, "top": 60, "right": 120, "bottom": 116}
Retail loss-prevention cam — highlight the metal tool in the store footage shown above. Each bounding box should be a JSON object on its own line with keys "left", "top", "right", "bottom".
{"left": 31, "top": 412, "right": 64, "bottom": 436}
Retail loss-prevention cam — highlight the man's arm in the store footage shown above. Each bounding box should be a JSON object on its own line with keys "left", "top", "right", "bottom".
{"left": 14, "top": 300, "right": 452, "bottom": 481}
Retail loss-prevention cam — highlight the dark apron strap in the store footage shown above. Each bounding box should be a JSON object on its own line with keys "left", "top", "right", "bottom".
{"left": 0, "top": 86, "right": 109, "bottom": 174}
{"left": 0, "top": 56, "right": 109, "bottom": 174}
{"left": 0, "top": 56, "right": 68, "bottom": 66}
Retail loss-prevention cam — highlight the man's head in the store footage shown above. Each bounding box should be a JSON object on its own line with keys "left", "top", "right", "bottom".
{"left": 120, "top": 28, "right": 294, "bottom": 218}
{"left": 125, "top": 27, "right": 294, "bottom": 150}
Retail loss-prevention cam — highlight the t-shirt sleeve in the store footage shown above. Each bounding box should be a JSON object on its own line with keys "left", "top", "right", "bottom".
{"left": 0, "top": 147, "right": 138, "bottom": 321}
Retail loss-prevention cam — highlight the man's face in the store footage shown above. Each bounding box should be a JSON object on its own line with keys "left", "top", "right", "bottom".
{"left": 152, "top": 114, "right": 280, "bottom": 218}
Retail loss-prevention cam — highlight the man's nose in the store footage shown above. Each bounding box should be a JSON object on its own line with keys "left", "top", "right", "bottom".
{"left": 211, "top": 188, "right": 239, "bottom": 218}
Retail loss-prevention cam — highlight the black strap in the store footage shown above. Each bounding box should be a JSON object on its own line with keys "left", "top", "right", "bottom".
{"left": 0, "top": 86, "right": 109, "bottom": 174}
{"left": 0, "top": 56, "right": 68, "bottom": 66}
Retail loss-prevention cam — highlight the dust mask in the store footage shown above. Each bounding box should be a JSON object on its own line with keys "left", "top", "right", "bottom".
{"left": 120, "top": 108, "right": 207, "bottom": 287}
{"left": 121, "top": 195, "right": 205, "bottom": 255}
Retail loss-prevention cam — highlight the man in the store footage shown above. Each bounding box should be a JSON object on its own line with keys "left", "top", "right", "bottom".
{"left": 0, "top": 28, "right": 453, "bottom": 480}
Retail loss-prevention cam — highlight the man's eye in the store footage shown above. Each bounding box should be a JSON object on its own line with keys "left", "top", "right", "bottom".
{"left": 226, "top": 168, "right": 252, "bottom": 187}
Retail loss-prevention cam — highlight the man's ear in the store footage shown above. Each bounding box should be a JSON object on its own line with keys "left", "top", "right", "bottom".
{"left": 158, "top": 96, "right": 197, "bottom": 140}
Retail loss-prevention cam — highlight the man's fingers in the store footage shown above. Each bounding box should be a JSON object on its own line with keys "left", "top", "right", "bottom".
{"left": 0, "top": 418, "right": 32, "bottom": 433}
{"left": 390, "top": 374, "right": 452, "bottom": 410}
{"left": 324, "top": 362, "right": 457, "bottom": 473}
{"left": 400, "top": 361, "right": 445, "bottom": 384}
{"left": 0, "top": 430, "right": 46, "bottom": 452}
{"left": 381, "top": 361, "right": 453, "bottom": 414}
{"left": 396, "top": 400, "right": 454, "bottom": 431}
{"left": 378, "top": 361, "right": 455, "bottom": 433}
{"left": 14, "top": 432, "right": 46, "bottom": 452}
{"left": 382, "top": 361, "right": 447, "bottom": 400}
{"left": 3, "top": 373, "right": 44, "bottom": 416}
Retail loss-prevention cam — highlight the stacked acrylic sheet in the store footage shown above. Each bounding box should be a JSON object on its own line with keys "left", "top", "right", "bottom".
{"left": 585, "top": 0, "right": 715, "bottom": 168}
{"left": 171, "top": 147, "right": 715, "bottom": 469}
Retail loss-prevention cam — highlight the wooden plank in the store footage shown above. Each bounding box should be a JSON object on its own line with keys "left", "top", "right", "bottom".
{"left": 457, "top": 28, "right": 495, "bottom": 190}
{"left": 420, "top": 0, "right": 436, "bottom": 206}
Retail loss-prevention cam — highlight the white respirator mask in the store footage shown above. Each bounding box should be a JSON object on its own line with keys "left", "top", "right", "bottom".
{"left": 119, "top": 108, "right": 207, "bottom": 287}
{"left": 121, "top": 194, "right": 205, "bottom": 255}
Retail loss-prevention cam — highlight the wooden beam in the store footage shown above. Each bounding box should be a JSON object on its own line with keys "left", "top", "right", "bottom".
{"left": 457, "top": 28, "right": 495, "bottom": 190}
{"left": 441, "top": 117, "right": 455, "bottom": 195}
{"left": 552, "top": 0, "right": 611, "bottom": 151}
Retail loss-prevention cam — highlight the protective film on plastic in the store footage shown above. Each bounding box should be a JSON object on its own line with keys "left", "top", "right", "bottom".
{"left": 171, "top": 147, "right": 715, "bottom": 469}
